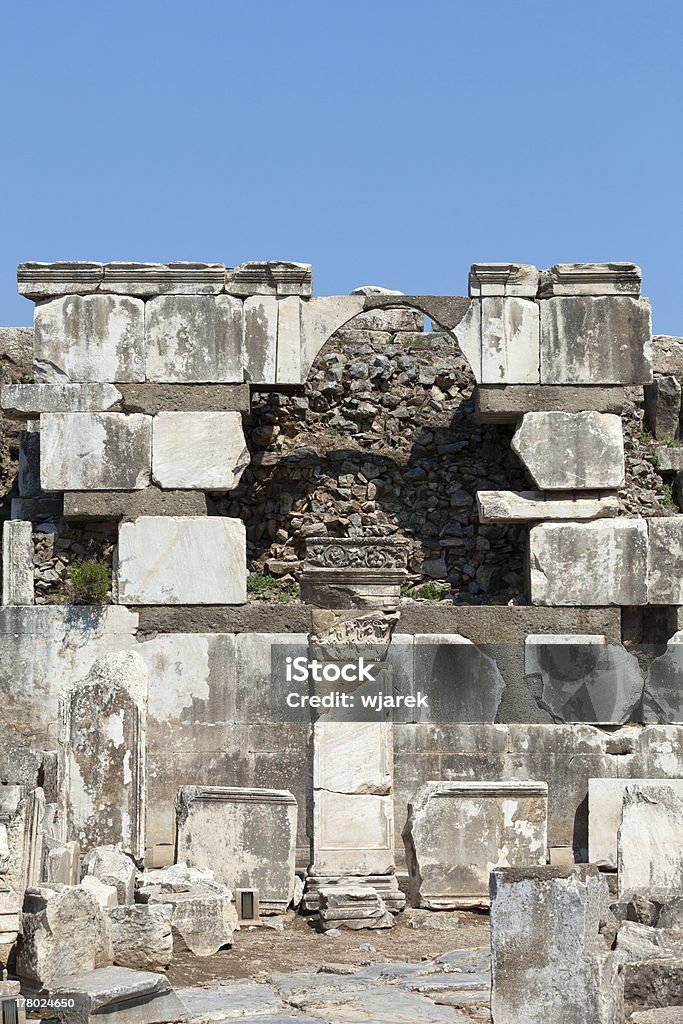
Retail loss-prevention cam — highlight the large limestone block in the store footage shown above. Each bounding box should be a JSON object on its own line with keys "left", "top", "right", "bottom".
{"left": 81, "top": 875, "right": 118, "bottom": 908}
{"left": 117, "top": 516, "right": 246, "bottom": 605}
{"left": 477, "top": 489, "right": 620, "bottom": 523}
{"left": 1, "top": 383, "right": 122, "bottom": 418}
{"left": 403, "top": 781, "right": 548, "bottom": 909}
{"left": 2, "top": 521, "right": 34, "bottom": 606}
{"left": 528, "top": 520, "right": 648, "bottom": 606}
{"left": 644, "top": 633, "right": 683, "bottom": 722}
{"left": 276, "top": 295, "right": 302, "bottom": 383}
{"left": 413, "top": 634, "right": 506, "bottom": 722}
{"left": 49, "top": 965, "right": 187, "bottom": 1024}
{"left": 525, "top": 635, "right": 644, "bottom": 724}
{"left": 490, "top": 865, "right": 621, "bottom": 1024}
{"left": 539, "top": 262, "right": 642, "bottom": 297}
{"left": 469, "top": 262, "right": 540, "bottom": 298}
{"left": 34, "top": 295, "right": 145, "bottom": 383}
{"left": 59, "top": 652, "right": 147, "bottom": 857}
{"left": 145, "top": 294, "right": 244, "bottom": 383}
{"left": 83, "top": 846, "right": 136, "bottom": 905}
{"left": 243, "top": 295, "right": 277, "bottom": 383}
{"left": 480, "top": 296, "right": 540, "bottom": 384}
{"left": 311, "top": 791, "right": 395, "bottom": 877}
{"left": 40, "top": 413, "right": 151, "bottom": 491}
{"left": 151, "top": 411, "right": 249, "bottom": 490}
{"left": 589, "top": 778, "right": 683, "bottom": 869}
{"left": 16, "top": 886, "right": 113, "bottom": 989}
{"left": 108, "top": 905, "right": 173, "bottom": 971}
{"left": 512, "top": 411, "right": 625, "bottom": 490}
{"left": 0, "top": 606, "right": 139, "bottom": 749}
{"left": 653, "top": 334, "right": 683, "bottom": 377}
{"left": 540, "top": 295, "right": 652, "bottom": 384}
{"left": 175, "top": 786, "right": 297, "bottom": 913}
{"left": 475, "top": 382, "right": 627, "bottom": 422}
{"left": 648, "top": 519, "right": 683, "bottom": 605}
{"left": 618, "top": 784, "right": 683, "bottom": 897}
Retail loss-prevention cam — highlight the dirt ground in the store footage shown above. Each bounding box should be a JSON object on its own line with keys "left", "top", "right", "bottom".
{"left": 168, "top": 908, "right": 491, "bottom": 987}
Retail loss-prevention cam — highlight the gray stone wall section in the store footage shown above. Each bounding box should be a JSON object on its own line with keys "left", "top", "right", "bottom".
{"left": 475, "top": 383, "right": 627, "bottom": 422}
{"left": 118, "top": 383, "right": 250, "bottom": 415}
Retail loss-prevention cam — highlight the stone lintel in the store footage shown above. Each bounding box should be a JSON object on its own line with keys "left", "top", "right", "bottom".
{"left": 477, "top": 490, "right": 621, "bottom": 523}
{"left": 539, "top": 262, "right": 641, "bottom": 297}
{"left": 63, "top": 488, "right": 208, "bottom": 522}
{"left": 475, "top": 384, "right": 626, "bottom": 422}
{"left": 362, "top": 294, "right": 471, "bottom": 331}
{"left": 116, "top": 383, "right": 251, "bottom": 415}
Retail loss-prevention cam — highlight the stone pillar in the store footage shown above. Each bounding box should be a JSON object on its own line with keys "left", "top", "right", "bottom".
{"left": 58, "top": 651, "right": 147, "bottom": 858}
{"left": 304, "top": 608, "right": 405, "bottom": 912}
{"left": 490, "top": 865, "right": 622, "bottom": 1024}
{"left": 2, "top": 521, "right": 34, "bottom": 606}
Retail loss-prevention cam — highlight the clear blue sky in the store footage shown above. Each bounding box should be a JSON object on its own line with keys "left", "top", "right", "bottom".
{"left": 1, "top": 1, "right": 682, "bottom": 332}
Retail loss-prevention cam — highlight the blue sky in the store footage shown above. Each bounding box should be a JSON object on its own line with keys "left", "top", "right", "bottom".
{"left": 1, "top": 1, "right": 682, "bottom": 331}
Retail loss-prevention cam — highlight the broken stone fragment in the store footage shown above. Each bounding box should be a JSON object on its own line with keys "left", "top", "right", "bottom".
{"left": 80, "top": 875, "right": 118, "bottom": 908}
{"left": 83, "top": 845, "right": 136, "bottom": 905}
{"left": 142, "top": 891, "right": 237, "bottom": 957}
{"left": 16, "top": 885, "right": 113, "bottom": 989}
{"left": 318, "top": 887, "right": 394, "bottom": 931}
{"left": 618, "top": 784, "right": 683, "bottom": 898}
{"left": 644, "top": 374, "right": 681, "bottom": 441}
{"left": 49, "top": 965, "right": 187, "bottom": 1024}
{"left": 108, "top": 904, "right": 173, "bottom": 971}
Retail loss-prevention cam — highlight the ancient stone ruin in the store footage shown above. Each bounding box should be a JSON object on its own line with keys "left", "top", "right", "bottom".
{"left": 1, "top": 258, "right": 683, "bottom": 1020}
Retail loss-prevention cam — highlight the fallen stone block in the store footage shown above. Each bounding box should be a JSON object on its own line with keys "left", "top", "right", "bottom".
{"left": 81, "top": 875, "right": 118, "bottom": 908}
{"left": 512, "top": 411, "right": 625, "bottom": 489}
{"left": 83, "top": 845, "right": 136, "bottom": 905}
{"left": 40, "top": 412, "right": 151, "bottom": 491}
{"left": 33, "top": 294, "right": 145, "bottom": 383}
{"left": 152, "top": 411, "right": 249, "bottom": 490}
{"left": 403, "top": 780, "right": 547, "bottom": 909}
{"left": 45, "top": 841, "right": 80, "bottom": 885}
{"left": 648, "top": 519, "right": 683, "bottom": 605}
{"left": 528, "top": 520, "right": 648, "bottom": 606}
{"left": 490, "top": 865, "right": 621, "bottom": 1024}
{"left": 49, "top": 965, "right": 187, "bottom": 1024}
{"left": 589, "top": 779, "right": 683, "bottom": 870}
{"left": 301, "top": 875, "right": 405, "bottom": 913}
{"left": 117, "top": 516, "right": 246, "bottom": 605}
{"left": 175, "top": 786, "right": 297, "bottom": 914}
{"left": 319, "top": 887, "right": 394, "bottom": 931}
{"left": 618, "top": 784, "right": 683, "bottom": 898}
{"left": 477, "top": 489, "right": 620, "bottom": 523}
{"left": 623, "top": 959, "right": 683, "bottom": 1017}
{"left": 644, "top": 375, "right": 682, "bottom": 441}
{"left": 539, "top": 262, "right": 642, "bottom": 297}
{"left": 540, "top": 295, "right": 652, "bottom": 384}
{"left": 2, "top": 521, "right": 34, "bottom": 606}
{"left": 1, "top": 382, "right": 122, "bottom": 418}
{"left": 16, "top": 885, "right": 113, "bottom": 989}
{"left": 108, "top": 905, "right": 173, "bottom": 971}
{"left": 525, "top": 635, "right": 644, "bottom": 724}
{"left": 144, "top": 892, "right": 236, "bottom": 957}
{"left": 145, "top": 294, "right": 243, "bottom": 383}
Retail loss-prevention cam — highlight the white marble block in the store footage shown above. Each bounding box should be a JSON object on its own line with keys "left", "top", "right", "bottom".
{"left": 312, "top": 790, "right": 395, "bottom": 876}
{"left": 529, "top": 520, "right": 648, "bottom": 606}
{"left": 40, "top": 412, "right": 151, "bottom": 491}
{"left": 403, "top": 780, "right": 548, "bottom": 909}
{"left": 152, "top": 411, "right": 249, "bottom": 490}
{"left": 2, "top": 521, "right": 34, "bottom": 606}
{"left": 33, "top": 294, "right": 145, "bottom": 383}
{"left": 589, "top": 778, "right": 683, "bottom": 870}
{"left": 145, "top": 295, "right": 244, "bottom": 382}
{"left": 480, "top": 296, "right": 540, "bottom": 384}
{"left": 648, "top": 518, "right": 683, "bottom": 605}
{"left": 1, "top": 383, "right": 122, "bottom": 418}
{"left": 175, "top": 786, "right": 297, "bottom": 913}
{"left": 116, "top": 516, "right": 246, "bottom": 605}
{"left": 618, "top": 783, "right": 683, "bottom": 897}
{"left": 512, "top": 411, "right": 625, "bottom": 490}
